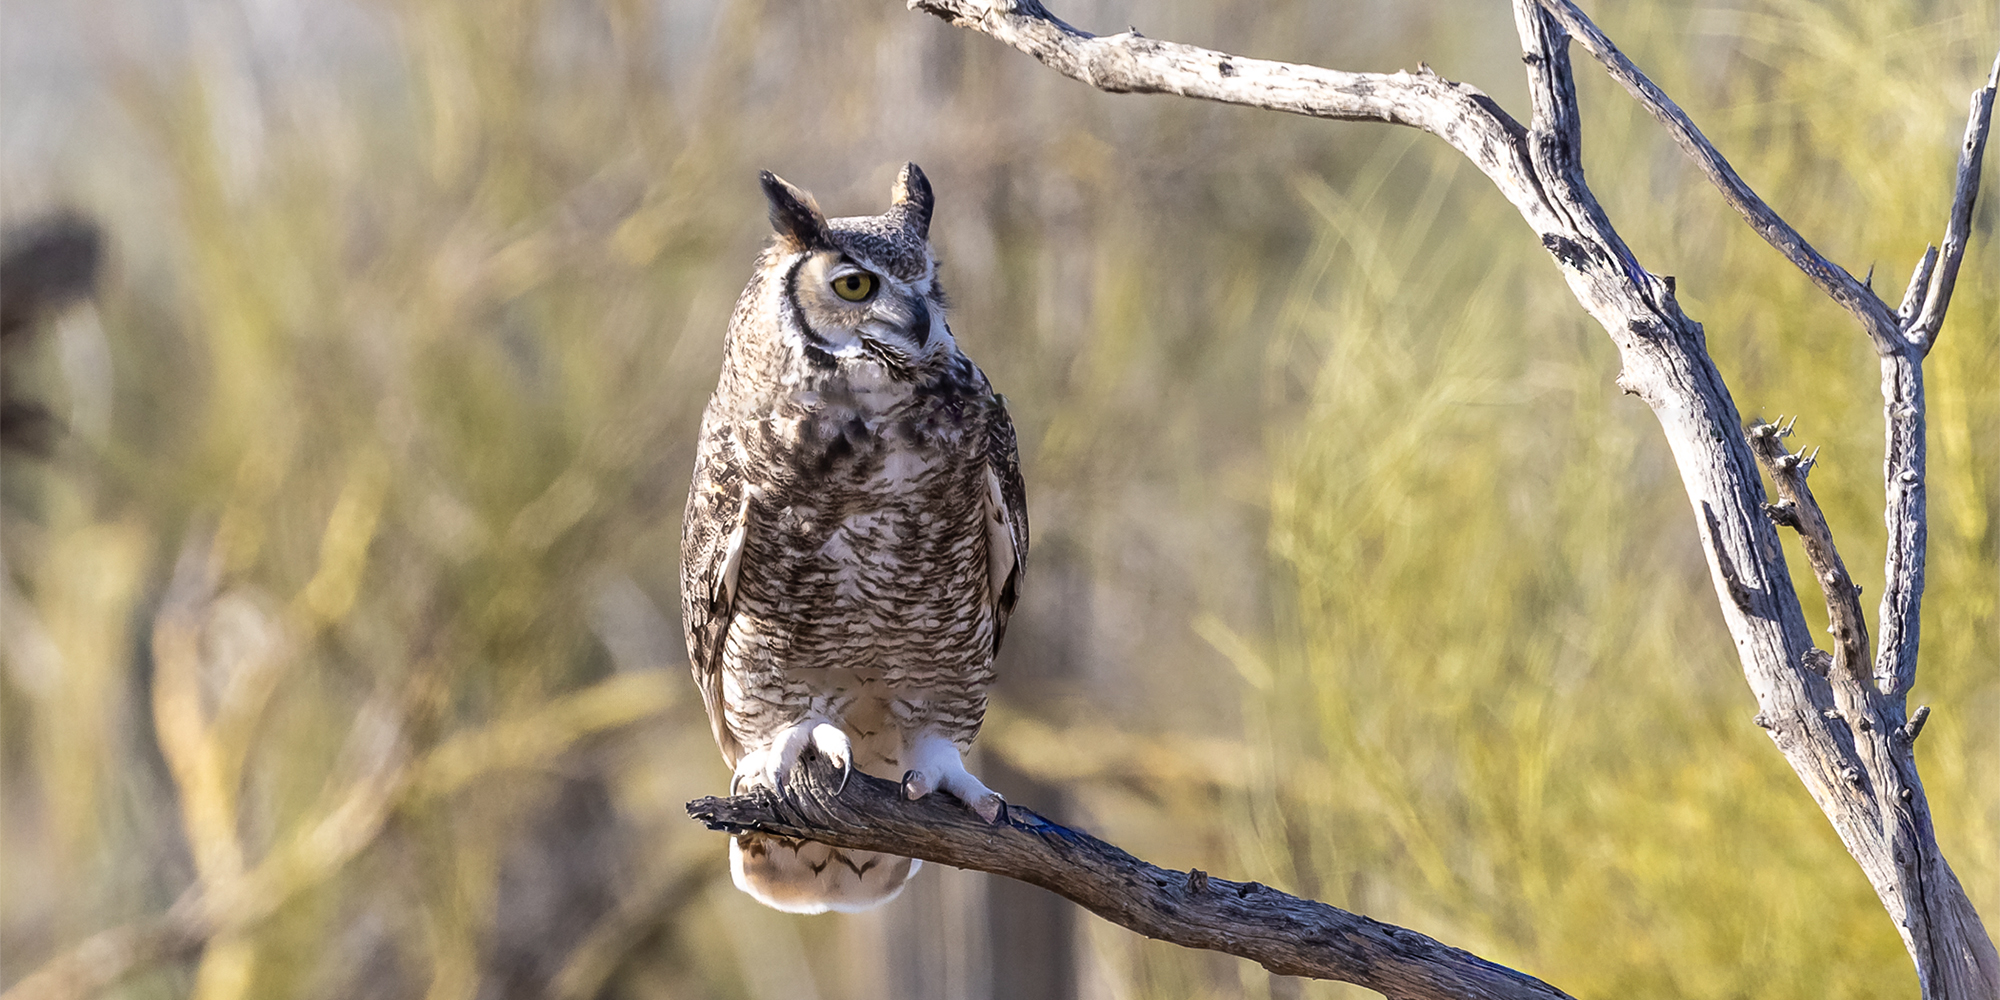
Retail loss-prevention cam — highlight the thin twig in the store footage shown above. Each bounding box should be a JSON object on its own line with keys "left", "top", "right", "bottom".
{"left": 1908, "top": 49, "right": 2000, "bottom": 350}
{"left": 690, "top": 756, "right": 1574, "bottom": 999}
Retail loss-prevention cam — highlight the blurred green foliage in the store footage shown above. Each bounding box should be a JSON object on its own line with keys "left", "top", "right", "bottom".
{"left": 1, "top": 0, "right": 1993, "bottom": 998}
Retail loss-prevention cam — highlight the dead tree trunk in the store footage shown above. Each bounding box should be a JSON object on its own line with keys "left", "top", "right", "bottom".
{"left": 696, "top": 1, "right": 1999, "bottom": 995}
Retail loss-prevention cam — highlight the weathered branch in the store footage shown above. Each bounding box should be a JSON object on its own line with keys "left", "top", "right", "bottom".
{"left": 1538, "top": 0, "right": 1997, "bottom": 718}
{"left": 1530, "top": 0, "right": 1904, "bottom": 352}
{"left": 1875, "top": 48, "right": 1996, "bottom": 704}
{"left": 1876, "top": 349, "right": 1929, "bottom": 699}
{"left": 905, "top": 1, "right": 1999, "bottom": 996}
{"left": 1908, "top": 49, "right": 2000, "bottom": 349}
{"left": 1517, "top": 0, "right": 1997, "bottom": 711}
{"left": 1898, "top": 244, "right": 1939, "bottom": 323}
{"left": 1749, "top": 409, "right": 1997, "bottom": 999}
{"left": 907, "top": 0, "right": 1489, "bottom": 129}
{"left": 1748, "top": 420, "right": 1869, "bottom": 680}
{"left": 689, "top": 756, "right": 1573, "bottom": 998}
{"left": 907, "top": 0, "right": 1570, "bottom": 238}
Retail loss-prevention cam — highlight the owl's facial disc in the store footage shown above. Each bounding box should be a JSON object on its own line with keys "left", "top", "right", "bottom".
{"left": 789, "top": 252, "right": 948, "bottom": 366}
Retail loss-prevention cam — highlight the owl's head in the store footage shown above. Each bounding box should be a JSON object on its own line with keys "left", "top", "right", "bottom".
{"left": 757, "top": 164, "right": 952, "bottom": 372}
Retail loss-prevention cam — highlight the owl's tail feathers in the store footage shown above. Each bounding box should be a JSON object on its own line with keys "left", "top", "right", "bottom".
{"left": 730, "top": 834, "right": 920, "bottom": 913}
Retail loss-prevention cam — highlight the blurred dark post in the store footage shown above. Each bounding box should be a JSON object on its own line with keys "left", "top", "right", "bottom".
{"left": 978, "top": 546, "right": 1090, "bottom": 1000}
{"left": 0, "top": 211, "right": 102, "bottom": 456}
{"left": 846, "top": 745, "right": 1076, "bottom": 1000}
{"left": 855, "top": 850, "right": 992, "bottom": 1000}
{"left": 979, "top": 753, "right": 1077, "bottom": 1000}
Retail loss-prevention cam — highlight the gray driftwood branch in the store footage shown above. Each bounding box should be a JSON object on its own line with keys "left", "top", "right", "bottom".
{"left": 862, "top": 1, "right": 1999, "bottom": 996}
{"left": 690, "top": 757, "right": 1574, "bottom": 999}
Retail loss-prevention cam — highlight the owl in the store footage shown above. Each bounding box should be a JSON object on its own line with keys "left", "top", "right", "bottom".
{"left": 681, "top": 163, "right": 1028, "bottom": 913}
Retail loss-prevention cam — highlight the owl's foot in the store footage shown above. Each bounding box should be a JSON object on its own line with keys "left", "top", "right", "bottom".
{"left": 900, "top": 734, "right": 1004, "bottom": 824}
{"left": 732, "top": 719, "right": 853, "bottom": 796}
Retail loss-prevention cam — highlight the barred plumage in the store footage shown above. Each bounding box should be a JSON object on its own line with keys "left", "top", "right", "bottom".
{"left": 681, "top": 164, "right": 1027, "bottom": 913}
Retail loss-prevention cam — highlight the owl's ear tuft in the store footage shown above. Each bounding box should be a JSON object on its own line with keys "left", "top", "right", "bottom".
{"left": 760, "top": 171, "right": 831, "bottom": 251}
{"left": 890, "top": 163, "right": 933, "bottom": 240}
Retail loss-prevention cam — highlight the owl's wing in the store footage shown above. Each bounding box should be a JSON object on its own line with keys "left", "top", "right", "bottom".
{"left": 984, "top": 394, "right": 1030, "bottom": 653}
{"left": 681, "top": 417, "right": 749, "bottom": 767}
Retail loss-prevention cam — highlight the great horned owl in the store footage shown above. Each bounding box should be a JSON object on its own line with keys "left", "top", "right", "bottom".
{"left": 681, "top": 164, "right": 1028, "bottom": 913}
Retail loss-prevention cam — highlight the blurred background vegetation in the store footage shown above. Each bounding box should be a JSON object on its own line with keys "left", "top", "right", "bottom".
{"left": 1, "top": 0, "right": 1994, "bottom": 997}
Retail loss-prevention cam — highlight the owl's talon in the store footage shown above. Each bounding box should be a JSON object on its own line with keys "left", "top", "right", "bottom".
{"left": 733, "top": 720, "right": 832, "bottom": 799}
{"left": 965, "top": 792, "right": 1003, "bottom": 825}
{"left": 809, "top": 722, "right": 854, "bottom": 794}
{"left": 902, "top": 768, "right": 935, "bottom": 800}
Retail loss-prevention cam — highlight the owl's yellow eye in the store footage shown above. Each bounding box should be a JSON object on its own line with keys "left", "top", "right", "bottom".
{"left": 831, "top": 272, "right": 877, "bottom": 302}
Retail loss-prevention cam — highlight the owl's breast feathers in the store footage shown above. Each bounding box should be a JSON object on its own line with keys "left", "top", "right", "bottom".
{"left": 681, "top": 355, "right": 1027, "bottom": 762}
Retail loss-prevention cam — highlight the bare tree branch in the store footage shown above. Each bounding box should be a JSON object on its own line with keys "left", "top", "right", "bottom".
{"left": 1524, "top": 0, "right": 1997, "bottom": 714}
{"left": 907, "top": 0, "right": 1485, "bottom": 128}
{"left": 1876, "top": 348, "right": 1929, "bottom": 701}
{"left": 1529, "top": 0, "right": 1904, "bottom": 351}
{"left": 1748, "top": 421, "right": 1868, "bottom": 680}
{"left": 1870, "top": 49, "right": 1996, "bottom": 706}
{"left": 690, "top": 757, "right": 1574, "bottom": 999}
{"left": 899, "top": 0, "right": 2000, "bottom": 995}
{"left": 1898, "top": 244, "right": 1940, "bottom": 322}
{"left": 1534, "top": 1, "right": 1995, "bottom": 708}
{"left": 907, "top": 0, "right": 1573, "bottom": 238}
{"left": 1537, "top": 0, "right": 1996, "bottom": 716}
{"left": 1748, "top": 408, "right": 1996, "bottom": 1000}
{"left": 1870, "top": 45, "right": 1998, "bottom": 725}
{"left": 1909, "top": 50, "right": 2000, "bottom": 349}
{"left": 1872, "top": 50, "right": 1997, "bottom": 702}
